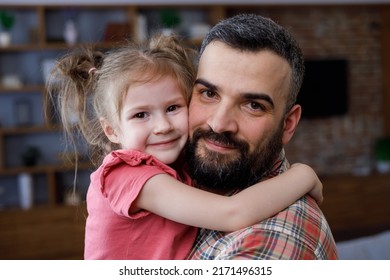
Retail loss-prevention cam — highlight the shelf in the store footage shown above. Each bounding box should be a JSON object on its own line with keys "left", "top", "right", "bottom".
{"left": 0, "top": 42, "right": 122, "bottom": 52}
{"left": 0, "top": 44, "right": 41, "bottom": 52}
{"left": 0, "top": 125, "right": 60, "bottom": 135}
{"left": 0, "top": 162, "right": 93, "bottom": 176}
{"left": 0, "top": 85, "right": 45, "bottom": 93}
{"left": 0, "top": 44, "right": 69, "bottom": 51}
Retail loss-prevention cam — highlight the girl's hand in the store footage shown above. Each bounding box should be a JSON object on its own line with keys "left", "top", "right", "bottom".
{"left": 290, "top": 163, "right": 324, "bottom": 205}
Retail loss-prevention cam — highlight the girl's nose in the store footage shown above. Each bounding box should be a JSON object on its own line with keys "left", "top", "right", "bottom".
{"left": 153, "top": 116, "right": 174, "bottom": 134}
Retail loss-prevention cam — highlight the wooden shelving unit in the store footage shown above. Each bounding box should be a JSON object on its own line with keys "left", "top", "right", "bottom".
{"left": 0, "top": 4, "right": 228, "bottom": 213}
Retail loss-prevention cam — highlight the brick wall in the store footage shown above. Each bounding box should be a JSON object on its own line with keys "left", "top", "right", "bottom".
{"left": 242, "top": 6, "right": 384, "bottom": 175}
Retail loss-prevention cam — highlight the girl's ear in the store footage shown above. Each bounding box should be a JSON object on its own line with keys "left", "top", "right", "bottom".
{"left": 100, "top": 118, "right": 120, "bottom": 144}
{"left": 282, "top": 104, "right": 301, "bottom": 145}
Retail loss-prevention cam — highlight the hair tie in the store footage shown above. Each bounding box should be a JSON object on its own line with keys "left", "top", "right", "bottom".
{"left": 88, "top": 67, "right": 97, "bottom": 75}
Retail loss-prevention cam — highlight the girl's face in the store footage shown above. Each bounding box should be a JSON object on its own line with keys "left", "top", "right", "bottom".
{"left": 103, "top": 75, "right": 189, "bottom": 165}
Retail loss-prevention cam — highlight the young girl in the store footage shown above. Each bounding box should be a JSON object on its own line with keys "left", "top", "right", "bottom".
{"left": 46, "top": 34, "right": 323, "bottom": 260}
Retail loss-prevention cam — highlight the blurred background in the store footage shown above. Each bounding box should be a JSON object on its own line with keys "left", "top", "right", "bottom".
{"left": 0, "top": 0, "right": 389, "bottom": 259}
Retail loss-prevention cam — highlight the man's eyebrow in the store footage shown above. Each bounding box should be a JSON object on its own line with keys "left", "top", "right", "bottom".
{"left": 194, "top": 78, "right": 218, "bottom": 92}
{"left": 243, "top": 93, "right": 274, "bottom": 109}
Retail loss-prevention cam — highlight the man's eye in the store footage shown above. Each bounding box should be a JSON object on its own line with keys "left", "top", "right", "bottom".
{"left": 201, "top": 89, "right": 215, "bottom": 98}
{"left": 248, "top": 102, "right": 265, "bottom": 111}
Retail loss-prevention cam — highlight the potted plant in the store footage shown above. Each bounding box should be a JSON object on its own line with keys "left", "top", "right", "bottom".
{"left": 0, "top": 10, "right": 15, "bottom": 46}
{"left": 375, "top": 137, "right": 390, "bottom": 174}
{"left": 159, "top": 9, "right": 181, "bottom": 35}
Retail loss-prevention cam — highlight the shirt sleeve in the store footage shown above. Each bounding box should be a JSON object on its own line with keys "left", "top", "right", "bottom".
{"left": 98, "top": 150, "right": 181, "bottom": 219}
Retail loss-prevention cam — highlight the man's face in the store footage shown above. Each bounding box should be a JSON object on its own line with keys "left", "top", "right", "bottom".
{"left": 186, "top": 42, "right": 298, "bottom": 192}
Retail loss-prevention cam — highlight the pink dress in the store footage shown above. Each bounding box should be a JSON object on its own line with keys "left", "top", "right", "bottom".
{"left": 84, "top": 149, "right": 197, "bottom": 259}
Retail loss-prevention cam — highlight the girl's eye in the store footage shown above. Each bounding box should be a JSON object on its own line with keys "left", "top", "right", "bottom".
{"left": 167, "top": 105, "right": 178, "bottom": 112}
{"left": 134, "top": 112, "right": 148, "bottom": 119}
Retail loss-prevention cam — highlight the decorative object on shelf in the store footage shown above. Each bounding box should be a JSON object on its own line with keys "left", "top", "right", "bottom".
{"left": 63, "top": 19, "right": 78, "bottom": 46}
{"left": 17, "top": 173, "right": 34, "bottom": 210}
{"left": 188, "top": 23, "right": 210, "bottom": 40}
{"left": 0, "top": 10, "right": 14, "bottom": 47}
{"left": 64, "top": 189, "right": 82, "bottom": 206}
{"left": 375, "top": 137, "right": 390, "bottom": 174}
{"left": 14, "top": 99, "right": 32, "bottom": 126}
{"left": 1, "top": 74, "right": 22, "bottom": 88}
{"left": 137, "top": 14, "right": 148, "bottom": 42}
{"left": 21, "top": 146, "right": 42, "bottom": 167}
{"left": 159, "top": 9, "right": 181, "bottom": 35}
{"left": 41, "top": 58, "right": 57, "bottom": 83}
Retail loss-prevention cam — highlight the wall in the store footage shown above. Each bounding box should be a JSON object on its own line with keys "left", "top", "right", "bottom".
{"left": 243, "top": 6, "right": 384, "bottom": 176}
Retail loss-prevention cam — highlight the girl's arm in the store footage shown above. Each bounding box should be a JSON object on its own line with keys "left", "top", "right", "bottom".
{"left": 135, "top": 163, "right": 322, "bottom": 232}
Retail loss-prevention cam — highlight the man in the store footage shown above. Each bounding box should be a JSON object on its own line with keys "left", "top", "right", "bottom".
{"left": 185, "top": 14, "right": 338, "bottom": 259}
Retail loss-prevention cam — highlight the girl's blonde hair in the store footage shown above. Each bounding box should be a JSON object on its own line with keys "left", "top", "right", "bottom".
{"left": 46, "top": 34, "right": 196, "bottom": 167}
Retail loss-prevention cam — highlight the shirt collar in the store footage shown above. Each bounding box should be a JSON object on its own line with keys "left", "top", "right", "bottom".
{"left": 261, "top": 148, "right": 290, "bottom": 181}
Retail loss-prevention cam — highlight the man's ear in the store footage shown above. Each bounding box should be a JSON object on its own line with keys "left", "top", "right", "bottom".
{"left": 282, "top": 104, "right": 301, "bottom": 145}
{"left": 100, "top": 118, "right": 120, "bottom": 144}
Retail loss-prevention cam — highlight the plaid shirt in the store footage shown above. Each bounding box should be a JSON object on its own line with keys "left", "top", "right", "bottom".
{"left": 188, "top": 149, "right": 339, "bottom": 260}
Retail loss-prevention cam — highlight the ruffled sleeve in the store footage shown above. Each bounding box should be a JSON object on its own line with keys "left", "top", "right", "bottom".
{"left": 94, "top": 149, "right": 183, "bottom": 219}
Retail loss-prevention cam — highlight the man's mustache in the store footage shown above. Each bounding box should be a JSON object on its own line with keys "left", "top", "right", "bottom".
{"left": 192, "top": 128, "right": 248, "bottom": 150}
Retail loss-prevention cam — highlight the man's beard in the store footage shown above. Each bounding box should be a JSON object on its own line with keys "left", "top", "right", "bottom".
{"left": 185, "top": 123, "right": 284, "bottom": 193}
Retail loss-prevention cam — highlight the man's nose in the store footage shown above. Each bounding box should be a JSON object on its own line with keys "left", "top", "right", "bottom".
{"left": 208, "top": 105, "right": 238, "bottom": 134}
